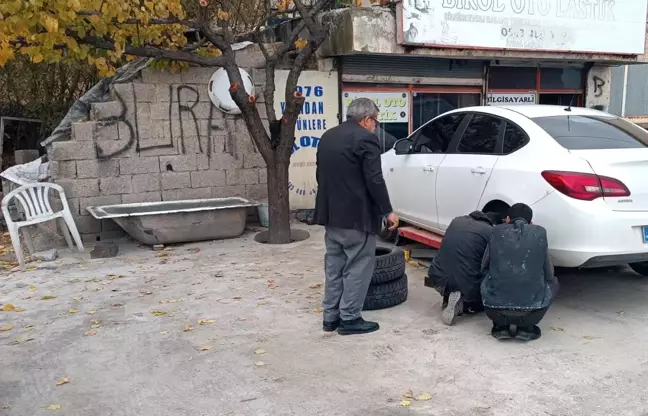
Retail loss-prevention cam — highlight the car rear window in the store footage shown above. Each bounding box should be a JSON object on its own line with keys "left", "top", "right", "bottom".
{"left": 533, "top": 115, "right": 648, "bottom": 150}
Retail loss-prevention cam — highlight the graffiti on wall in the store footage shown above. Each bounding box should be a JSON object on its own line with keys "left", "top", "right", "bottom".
{"left": 592, "top": 75, "right": 606, "bottom": 98}
{"left": 93, "top": 83, "right": 244, "bottom": 159}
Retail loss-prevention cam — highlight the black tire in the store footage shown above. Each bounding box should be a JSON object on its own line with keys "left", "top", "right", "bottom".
{"left": 363, "top": 274, "right": 409, "bottom": 311}
{"left": 372, "top": 246, "right": 405, "bottom": 284}
{"left": 629, "top": 262, "right": 648, "bottom": 276}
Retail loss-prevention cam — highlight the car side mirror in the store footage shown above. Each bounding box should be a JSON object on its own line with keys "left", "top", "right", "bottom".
{"left": 394, "top": 139, "right": 412, "bottom": 155}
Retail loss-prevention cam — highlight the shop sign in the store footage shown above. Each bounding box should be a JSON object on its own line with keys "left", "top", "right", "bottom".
{"left": 398, "top": 0, "right": 648, "bottom": 55}
{"left": 274, "top": 70, "right": 338, "bottom": 210}
{"left": 342, "top": 92, "right": 409, "bottom": 123}
{"left": 487, "top": 93, "right": 536, "bottom": 105}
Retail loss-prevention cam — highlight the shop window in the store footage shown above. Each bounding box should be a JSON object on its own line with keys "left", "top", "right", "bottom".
{"left": 457, "top": 114, "right": 501, "bottom": 154}
{"left": 412, "top": 93, "right": 480, "bottom": 130}
{"left": 375, "top": 124, "right": 409, "bottom": 153}
{"left": 413, "top": 113, "right": 465, "bottom": 154}
{"left": 540, "top": 68, "right": 583, "bottom": 90}
{"left": 539, "top": 94, "right": 582, "bottom": 106}
{"left": 503, "top": 122, "right": 529, "bottom": 154}
{"left": 488, "top": 67, "right": 536, "bottom": 89}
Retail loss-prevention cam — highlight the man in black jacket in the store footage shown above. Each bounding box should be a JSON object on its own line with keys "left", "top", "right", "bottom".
{"left": 481, "top": 203, "right": 559, "bottom": 341}
{"left": 426, "top": 211, "right": 502, "bottom": 326}
{"left": 314, "top": 98, "right": 399, "bottom": 336}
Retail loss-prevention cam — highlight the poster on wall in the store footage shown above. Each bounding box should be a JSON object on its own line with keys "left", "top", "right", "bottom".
{"left": 342, "top": 91, "right": 409, "bottom": 123}
{"left": 487, "top": 93, "right": 536, "bottom": 106}
{"left": 397, "top": 0, "right": 648, "bottom": 55}
{"left": 274, "top": 70, "right": 339, "bottom": 210}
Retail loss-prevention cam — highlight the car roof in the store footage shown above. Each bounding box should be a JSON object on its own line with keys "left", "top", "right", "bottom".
{"left": 450, "top": 105, "right": 615, "bottom": 119}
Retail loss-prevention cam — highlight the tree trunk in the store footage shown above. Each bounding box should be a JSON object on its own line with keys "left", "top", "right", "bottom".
{"left": 266, "top": 154, "right": 292, "bottom": 244}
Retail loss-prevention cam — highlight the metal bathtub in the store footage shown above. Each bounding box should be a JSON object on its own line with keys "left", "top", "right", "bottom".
{"left": 86, "top": 197, "right": 260, "bottom": 245}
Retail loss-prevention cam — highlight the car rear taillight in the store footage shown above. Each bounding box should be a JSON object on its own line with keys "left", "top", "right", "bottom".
{"left": 541, "top": 171, "right": 630, "bottom": 201}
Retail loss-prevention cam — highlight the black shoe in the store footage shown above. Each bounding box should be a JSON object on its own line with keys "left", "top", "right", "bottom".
{"left": 516, "top": 325, "right": 541, "bottom": 341}
{"left": 491, "top": 325, "right": 513, "bottom": 340}
{"left": 441, "top": 291, "right": 463, "bottom": 326}
{"left": 337, "top": 317, "right": 379, "bottom": 335}
{"left": 323, "top": 319, "right": 340, "bottom": 332}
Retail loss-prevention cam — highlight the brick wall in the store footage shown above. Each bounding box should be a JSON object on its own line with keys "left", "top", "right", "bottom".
{"left": 48, "top": 66, "right": 269, "bottom": 240}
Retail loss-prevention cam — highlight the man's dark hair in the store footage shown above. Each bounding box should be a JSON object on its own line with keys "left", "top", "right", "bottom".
{"left": 508, "top": 203, "right": 533, "bottom": 223}
{"left": 484, "top": 212, "right": 503, "bottom": 226}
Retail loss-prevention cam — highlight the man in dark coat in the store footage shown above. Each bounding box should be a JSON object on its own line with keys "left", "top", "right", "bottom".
{"left": 481, "top": 203, "right": 559, "bottom": 341}
{"left": 426, "top": 211, "right": 502, "bottom": 326}
{"left": 314, "top": 98, "right": 399, "bottom": 336}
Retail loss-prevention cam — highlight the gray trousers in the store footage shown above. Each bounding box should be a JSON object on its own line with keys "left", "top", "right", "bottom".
{"left": 323, "top": 226, "right": 377, "bottom": 321}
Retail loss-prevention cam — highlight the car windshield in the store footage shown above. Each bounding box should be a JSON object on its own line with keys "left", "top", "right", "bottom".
{"left": 533, "top": 115, "right": 648, "bottom": 150}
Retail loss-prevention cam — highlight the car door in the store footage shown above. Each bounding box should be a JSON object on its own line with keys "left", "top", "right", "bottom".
{"left": 435, "top": 113, "right": 504, "bottom": 230}
{"left": 382, "top": 113, "right": 467, "bottom": 231}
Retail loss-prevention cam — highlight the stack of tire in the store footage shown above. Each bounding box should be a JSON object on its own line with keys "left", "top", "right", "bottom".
{"left": 363, "top": 247, "right": 408, "bottom": 311}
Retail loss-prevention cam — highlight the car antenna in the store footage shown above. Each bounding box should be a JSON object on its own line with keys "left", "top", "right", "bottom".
{"left": 565, "top": 94, "right": 575, "bottom": 112}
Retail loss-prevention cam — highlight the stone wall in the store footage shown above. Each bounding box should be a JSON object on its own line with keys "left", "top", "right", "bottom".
{"left": 47, "top": 66, "right": 268, "bottom": 240}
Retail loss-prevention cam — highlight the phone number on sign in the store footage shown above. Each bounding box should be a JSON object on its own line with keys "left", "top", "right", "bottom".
{"left": 500, "top": 27, "right": 570, "bottom": 44}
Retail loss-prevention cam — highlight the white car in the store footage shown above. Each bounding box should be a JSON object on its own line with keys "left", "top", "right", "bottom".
{"left": 382, "top": 105, "right": 648, "bottom": 275}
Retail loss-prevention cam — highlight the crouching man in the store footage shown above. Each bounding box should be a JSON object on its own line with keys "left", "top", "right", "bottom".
{"left": 425, "top": 211, "right": 502, "bottom": 326}
{"left": 480, "top": 203, "right": 559, "bottom": 341}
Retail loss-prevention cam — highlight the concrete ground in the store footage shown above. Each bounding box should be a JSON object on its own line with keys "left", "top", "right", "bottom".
{"left": 1, "top": 224, "right": 648, "bottom": 416}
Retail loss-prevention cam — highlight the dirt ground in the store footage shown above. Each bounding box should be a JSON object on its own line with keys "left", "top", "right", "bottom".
{"left": 1, "top": 224, "right": 648, "bottom": 416}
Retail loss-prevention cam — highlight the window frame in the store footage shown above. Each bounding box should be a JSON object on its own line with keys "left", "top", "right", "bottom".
{"left": 500, "top": 120, "right": 531, "bottom": 155}
{"left": 446, "top": 112, "right": 506, "bottom": 155}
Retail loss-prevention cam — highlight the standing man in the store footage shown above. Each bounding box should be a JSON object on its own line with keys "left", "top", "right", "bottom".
{"left": 314, "top": 98, "right": 399, "bottom": 336}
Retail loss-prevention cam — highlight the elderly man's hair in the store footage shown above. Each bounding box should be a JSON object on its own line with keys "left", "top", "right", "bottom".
{"left": 346, "top": 98, "right": 379, "bottom": 123}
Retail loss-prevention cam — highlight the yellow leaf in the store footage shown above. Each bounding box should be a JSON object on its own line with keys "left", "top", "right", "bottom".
{"left": 28, "top": 285, "right": 37, "bottom": 292}
{"left": 0, "top": 324, "right": 13, "bottom": 331}
{"left": 26, "top": 265, "right": 37, "bottom": 271}
{"left": 46, "top": 404, "right": 61, "bottom": 411}
{"left": 14, "top": 308, "right": 24, "bottom": 312}
{"left": 160, "top": 330, "right": 169, "bottom": 334}
{"left": 87, "top": 310, "right": 97, "bottom": 315}
{"left": 551, "top": 327, "right": 565, "bottom": 332}
{"left": 42, "top": 295, "right": 57, "bottom": 300}
{"left": 295, "top": 38, "right": 309, "bottom": 49}
{"left": 403, "top": 390, "right": 414, "bottom": 399}
{"left": 151, "top": 310, "right": 167, "bottom": 316}
{"left": 197, "top": 319, "right": 216, "bottom": 325}
{"left": 10, "top": 337, "right": 33, "bottom": 345}
{"left": 31, "top": 54, "right": 44, "bottom": 64}
{"left": 314, "top": 307, "right": 323, "bottom": 313}
{"left": 400, "top": 400, "right": 411, "bottom": 407}
{"left": 257, "top": 301, "right": 267, "bottom": 306}
{"left": 199, "top": 345, "right": 212, "bottom": 351}
{"left": 254, "top": 348, "right": 266, "bottom": 355}
{"left": 416, "top": 393, "right": 433, "bottom": 401}
{"left": 2, "top": 304, "right": 15, "bottom": 312}
{"left": 217, "top": 10, "right": 230, "bottom": 20}
{"left": 254, "top": 361, "right": 265, "bottom": 367}
{"left": 68, "top": 308, "right": 79, "bottom": 314}
{"left": 183, "top": 323, "right": 193, "bottom": 332}
{"left": 56, "top": 377, "right": 70, "bottom": 386}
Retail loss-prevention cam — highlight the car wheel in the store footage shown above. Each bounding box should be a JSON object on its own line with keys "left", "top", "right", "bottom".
{"left": 372, "top": 247, "right": 405, "bottom": 284}
{"left": 363, "top": 274, "right": 408, "bottom": 311}
{"left": 629, "top": 262, "right": 648, "bottom": 276}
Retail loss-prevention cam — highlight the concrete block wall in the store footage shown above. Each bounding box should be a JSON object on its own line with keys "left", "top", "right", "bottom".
{"left": 48, "top": 66, "right": 270, "bottom": 240}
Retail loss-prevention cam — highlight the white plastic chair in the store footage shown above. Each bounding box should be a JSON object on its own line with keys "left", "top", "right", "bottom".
{"left": 1, "top": 183, "right": 84, "bottom": 268}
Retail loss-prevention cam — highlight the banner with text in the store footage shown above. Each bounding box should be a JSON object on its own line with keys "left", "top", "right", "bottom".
{"left": 342, "top": 91, "right": 409, "bottom": 123}
{"left": 274, "top": 70, "right": 338, "bottom": 210}
{"left": 487, "top": 92, "right": 536, "bottom": 105}
{"left": 398, "top": 0, "right": 648, "bottom": 54}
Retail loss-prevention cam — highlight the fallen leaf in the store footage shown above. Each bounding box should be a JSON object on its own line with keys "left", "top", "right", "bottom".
{"left": 309, "top": 283, "right": 323, "bottom": 289}
{"left": 151, "top": 310, "right": 167, "bottom": 316}
{"left": 617, "top": 310, "right": 625, "bottom": 316}
{"left": 583, "top": 335, "right": 601, "bottom": 340}
{"left": 254, "top": 348, "right": 266, "bottom": 355}
{"left": 197, "top": 319, "right": 216, "bottom": 325}
{"left": 214, "top": 272, "right": 224, "bottom": 278}
{"left": 10, "top": 337, "right": 33, "bottom": 345}
{"left": 254, "top": 361, "right": 265, "bottom": 367}
{"left": 68, "top": 278, "right": 80, "bottom": 284}
{"left": 188, "top": 247, "right": 200, "bottom": 253}
{"left": 232, "top": 296, "right": 242, "bottom": 300}
{"left": 56, "top": 377, "right": 70, "bottom": 386}
{"left": 28, "top": 285, "right": 37, "bottom": 292}
{"left": 551, "top": 327, "right": 565, "bottom": 332}
{"left": 46, "top": 404, "right": 61, "bottom": 411}
{"left": 41, "top": 296, "right": 57, "bottom": 300}
{"left": 14, "top": 308, "right": 24, "bottom": 312}
{"left": 111, "top": 303, "right": 124, "bottom": 308}
{"left": 0, "top": 324, "right": 13, "bottom": 331}
{"left": 416, "top": 393, "right": 433, "bottom": 401}
{"left": 72, "top": 297, "right": 83, "bottom": 301}
{"left": 107, "top": 274, "right": 123, "bottom": 280}
{"left": 183, "top": 323, "right": 194, "bottom": 332}
{"left": 257, "top": 300, "right": 267, "bottom": 306}
{"left": 68, "top": 308, "right": 79, "bottom": 314}
{"left": 23, "top": 296, "right": 32, "bottom": 300}
{"left": 90, "top": 320, "right": 101, "bottom": 329}
{"left": 2, "top": 304, "right": 15, "bottom": 312}
{"left": 403, "top": 390, "right": 414, "bottom": 399}
{"left": 238, "top": 317, "right": 247, "bottom": 321}
{"left": 85, "top": 330, "right": 97, "bottom": 336}
{"left": 400, "top": 400, "right": 411, "bottom": 407}
{"left": 159, "top": 298, "right": 185, "bottom": 304}
{"left": 26, "top": 265, "right": 36, "bottom": 271}
{"left": 86, "top": 310, "right": 97, "bottom": 315}
{"left": 267, "top": 280, "right": 277, "bottom": 289}
{"left": 160, "top": 330, "right": 169, "bottom": 334}
{"left": 24, "top": 325, "right": 34, "bottom": 331}
{"left": 138, "top": 291, "right": 153, "bottom": 297}
{"left": 314, "top": 307, "right": 323, "bottom": 313}
{"left": 199, "top": 345, "right": 212, "bottom": 351}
